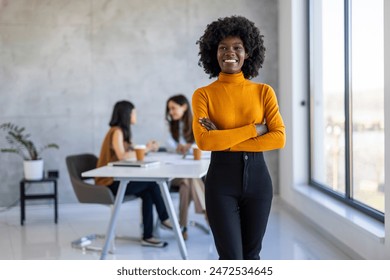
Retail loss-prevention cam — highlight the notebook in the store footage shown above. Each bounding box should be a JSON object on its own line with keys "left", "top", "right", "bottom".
{"left": 108, "top": 160, "right": 160, "bottom": 168}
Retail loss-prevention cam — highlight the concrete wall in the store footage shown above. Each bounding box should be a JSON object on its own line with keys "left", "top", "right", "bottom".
{"left": 0, "top": 0, "right": 279, "bottom": 206}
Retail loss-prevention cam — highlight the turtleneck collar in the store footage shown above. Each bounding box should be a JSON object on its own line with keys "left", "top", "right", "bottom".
{"left": 218, "top": 72, "right": 246, "bottom": 84}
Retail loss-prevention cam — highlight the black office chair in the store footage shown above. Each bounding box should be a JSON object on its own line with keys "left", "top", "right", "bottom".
{"left": 66, "top": 153, "right": 138, "bottom": 253}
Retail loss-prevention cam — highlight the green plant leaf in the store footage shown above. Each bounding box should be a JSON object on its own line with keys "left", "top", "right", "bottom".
{"left": 1, "top": 122, "right": 59, "bottom": 160}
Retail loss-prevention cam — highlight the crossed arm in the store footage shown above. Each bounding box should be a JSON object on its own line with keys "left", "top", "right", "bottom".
{"left": 199, "top": 117, "right": 268, "bottom": 135}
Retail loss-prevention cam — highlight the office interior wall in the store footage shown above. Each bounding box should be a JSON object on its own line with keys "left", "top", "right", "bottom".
{"left": 0, "top": 0, "right": 279, "bottom": 206}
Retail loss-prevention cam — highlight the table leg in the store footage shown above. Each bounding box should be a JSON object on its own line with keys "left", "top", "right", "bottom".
{"left": 157, "top": 180, "right": 188, "bottom": 260}
{"left": 100, "top": 179, "right": 127, "bottom": 260}
{"left": 54, "top": 180, "right": 58, "bottom": 224}
{"left": 20, "top": 181, "right": 25, "bottom": 226}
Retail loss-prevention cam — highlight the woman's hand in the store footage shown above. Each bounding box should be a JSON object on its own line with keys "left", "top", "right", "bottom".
{"left": 255, "top": 123, "right": 268, "bottom": 136}
{"left": 199, "top": 117, "right": 218, "bottom": 131}
{"left": 176, "top": 143, "right": 192, "bottom": 155}
{"left": 200, "top": 117, "right": 267, "bottom": 136}
{"left": 146, "top": 140, "right": 159, "bottom": 153}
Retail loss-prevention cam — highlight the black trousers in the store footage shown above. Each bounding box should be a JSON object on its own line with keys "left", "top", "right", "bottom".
{"left": 205, "top": 151, "right": 273, "bottom": 260}
{"left": 109, "top": 181, "right": 169, "bottom": 239}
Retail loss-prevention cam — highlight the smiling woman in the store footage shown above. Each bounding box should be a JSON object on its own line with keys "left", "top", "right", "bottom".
{"left": 217, "top": 36, "right": 248, "bottom": 74}
{"left": 196, "top": 15, "right": 265, "bottom": 80}
{"left": 192, "top": 15, "right": 285, "bottom": 260}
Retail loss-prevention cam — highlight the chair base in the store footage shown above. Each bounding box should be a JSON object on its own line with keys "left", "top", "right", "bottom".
{"left": 189, "top": 220, "right": 210, "bottom": 234}
{"left": 154, "top": 219, "right": 210, "bottom": 237}
{"left": 71, "top": 234, "right": 107, "bottom": 252}
{"left": 71, "top": 234, "right": 140, "bottom": 253}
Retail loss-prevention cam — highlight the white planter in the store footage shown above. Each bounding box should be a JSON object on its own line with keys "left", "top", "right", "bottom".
{"left": 23, "top": 159, "right": 44, "bottom": 180}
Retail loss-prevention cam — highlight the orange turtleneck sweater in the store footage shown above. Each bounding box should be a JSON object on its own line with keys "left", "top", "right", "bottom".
{"left": 192, "top": 72, "right": 285, "bottom": 152}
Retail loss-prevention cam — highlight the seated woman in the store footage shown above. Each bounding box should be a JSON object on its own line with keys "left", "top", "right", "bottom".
{"left": 96, "top": 100, "right": 172, "bottom": 248}
{"left": 165, "top": 94, "right": 206, "bottom": 240}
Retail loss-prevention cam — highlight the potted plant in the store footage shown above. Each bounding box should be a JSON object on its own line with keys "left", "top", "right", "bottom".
{"left": 0, "top": 122, "right": 59, "bottom": 180}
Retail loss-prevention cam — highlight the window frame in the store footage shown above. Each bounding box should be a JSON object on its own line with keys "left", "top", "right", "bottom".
{"left": 308, "top": 0, "right": 385, "bottom": 223}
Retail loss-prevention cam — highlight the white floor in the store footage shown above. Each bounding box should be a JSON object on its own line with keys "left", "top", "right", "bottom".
{"left": 0, "top": 195, "right": 351, "bottom": 260}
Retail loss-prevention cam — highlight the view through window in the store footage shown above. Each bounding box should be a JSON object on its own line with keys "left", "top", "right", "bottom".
{"left": 309, "top": 0, "right": 384, "bottom": 220}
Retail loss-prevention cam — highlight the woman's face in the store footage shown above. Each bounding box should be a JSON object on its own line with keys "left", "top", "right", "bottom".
{"left": 130, "top": 109, "right": 137, "bottom": 125}
{"left": 168, "top": 100, "right": 187, "bottom": 121}
{"left": 217, "top": 36, "right": 248, "bottom": 74}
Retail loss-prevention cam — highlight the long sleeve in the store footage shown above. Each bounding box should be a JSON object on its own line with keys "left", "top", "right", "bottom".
{"left": 165, "top": 134, "right": 178, "bottom": 153}
{"left": 192, "top": 88, "right": 258, "bottom": 151}
{"left": 192, "top": 72, "right": 285, "bottom": 152}
{"left": 165, "top": 122, "right": 194, "bottom": 153}
{"left": 229, "top": 87, "right": 285, "bottom": 152}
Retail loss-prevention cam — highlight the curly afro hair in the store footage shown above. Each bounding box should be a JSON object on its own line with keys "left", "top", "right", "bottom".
{"left": 196, "top": 15, "right": 265, "bottom": 79}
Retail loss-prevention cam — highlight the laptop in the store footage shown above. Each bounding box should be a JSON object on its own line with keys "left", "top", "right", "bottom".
{"left": 108, "top": 160, "right": 160, "bottom": 168}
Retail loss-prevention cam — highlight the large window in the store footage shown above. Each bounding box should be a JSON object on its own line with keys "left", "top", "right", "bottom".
{"left": 309, "top": 0, "right": 384, "bottom": 221}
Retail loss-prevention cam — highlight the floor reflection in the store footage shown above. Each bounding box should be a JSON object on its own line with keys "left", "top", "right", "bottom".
{"left": 0, "top": 197, "right": 351, "bottom": 260}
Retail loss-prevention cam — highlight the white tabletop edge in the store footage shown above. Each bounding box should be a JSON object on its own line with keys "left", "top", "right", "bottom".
{"left": 81, "top": 155, "right": 210, "bottom": 180}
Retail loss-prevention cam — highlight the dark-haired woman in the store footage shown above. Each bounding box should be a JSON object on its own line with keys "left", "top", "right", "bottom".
{"left": 96, "top": 100, "right": 172, "bottom": 248}
{"left": 192, "top": 16, "right": 285, "bottom": 259}
{"left": 165, "top": 94, "right": 206, "bottom": 240}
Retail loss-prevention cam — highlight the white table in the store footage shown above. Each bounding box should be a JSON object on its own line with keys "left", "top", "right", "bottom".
{"left": 82, "top": 152, "right": 210, "bottom": 260}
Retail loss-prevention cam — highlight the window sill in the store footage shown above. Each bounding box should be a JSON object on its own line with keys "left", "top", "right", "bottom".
{"left": 293, "top": 184, "right": 385, "bottom": 243}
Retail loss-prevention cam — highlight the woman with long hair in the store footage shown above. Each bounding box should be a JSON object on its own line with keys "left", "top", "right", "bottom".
{"left": 96, "top": 100, "right": 172, "bottom": 248}
{"left": 165, "top": 94, "right": 206, "bottom": 240}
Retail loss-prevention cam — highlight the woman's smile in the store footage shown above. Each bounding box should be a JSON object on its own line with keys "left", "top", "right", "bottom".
{"left": 217, "top": 36, "right": 247, "bottom": 74}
